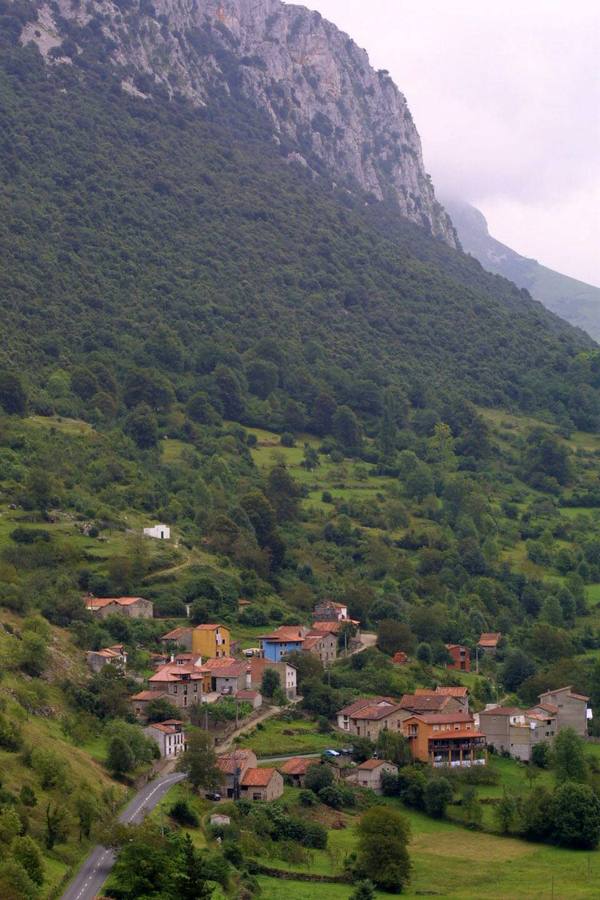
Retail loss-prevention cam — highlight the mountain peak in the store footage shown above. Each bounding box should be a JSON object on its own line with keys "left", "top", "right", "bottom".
{"left": 21, "top": 0, "right": 458, "bottom": 246}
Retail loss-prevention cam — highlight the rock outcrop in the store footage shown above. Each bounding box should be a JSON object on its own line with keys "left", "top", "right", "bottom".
{"left": 22, "top": 0, "right": 457, "bottom": 246}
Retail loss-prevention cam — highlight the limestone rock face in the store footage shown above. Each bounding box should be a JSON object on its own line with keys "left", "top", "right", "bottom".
{"left": 23, "top": 0, "right": 457, "bottom": 246}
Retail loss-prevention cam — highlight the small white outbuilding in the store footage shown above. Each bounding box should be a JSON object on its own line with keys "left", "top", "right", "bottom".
{"left": 143, "top": 524, "right": 171, "bottom": 540}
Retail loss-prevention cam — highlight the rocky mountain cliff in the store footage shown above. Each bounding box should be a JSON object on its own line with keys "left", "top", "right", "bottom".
{"left": 445, "top": 198, "right": 600, "bottom": 341}
{"left": 20, "top": 0, "right": 457, "bottom": 246}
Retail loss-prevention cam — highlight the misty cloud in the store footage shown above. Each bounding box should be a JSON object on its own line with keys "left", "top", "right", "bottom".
{"left": 300, "top": 0, "right": 600, "bottom": 285}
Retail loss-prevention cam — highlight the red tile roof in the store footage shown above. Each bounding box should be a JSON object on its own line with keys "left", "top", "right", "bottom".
{"left": 478, "top": 632, "right": 501, "bottom": 647}
{"left": 241, "top": 767, "right": 277, "bottom": 787}
{"left": 400, "top": 694, "right": 451, "bottom": 711}
{"left": 89, "top": 596, "right": 148, "bottom": 608}
{"left": 354, "top": 703, "right": 404, "bottom": 721}
{"left": 338, "top": 696, "right": 398, "bottom": 718}
{"left": 357, "top": 758, "right": 394, "bottom": 770}
{"left": 434, "top": 686, "right": 469, "bottom": 697}
{"left": 148, "top": 720, "right": 185, "bottom": 734}
{"left": 408, "top": 712, "right": 474, "bottom": 725}
{"left": 260, "top": 626, "right": 307, "bottom": 643}
{"left": 161, "top": 627, "right": 193, "bottom": 641}
{"left": 130, "top": 690, "right": 167, "bottom": 701}
{"left": 429, "top": 729, "right": 485, "bottom": 740}
{"left": 236, "top": 690, "right": 259, "bottom": 700}
{"left": 149, "top": 664, "right": 204, "bottom": 683}
{"left": 310, "top": 621, "right": 341, "bottom": 634}
{"left": 279, "top": 757, "right": 315, "bottom": 776}
{"left": 217, "top": 751, "right": 255, "bottom": 775}
{"left": 530, "top": 703, "right": 559, "bottom": 715}
{"left": 195, "top": 623, "right": 227, "bottom": 631}
{"left": 479, "top": 706, "right": 522, "bottom": 717}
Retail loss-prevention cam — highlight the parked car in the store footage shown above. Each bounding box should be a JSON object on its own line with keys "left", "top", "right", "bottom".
{"left": 323, "top": 749, "right": 341, "bottom": 758}
{"left": 205, "top": 792, "right": 221, "bottom": 802}
{"left": 243, "top": 648, "right": 261, "bottom": 657}
{"left": 220, "top": 686, "right": 234, "bottom": 695}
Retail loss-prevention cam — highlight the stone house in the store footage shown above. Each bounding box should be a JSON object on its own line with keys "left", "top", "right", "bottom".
{"left": 478, "top": 706, "right": 557, "bottom": 762}
{"left": 303, "top": 629, "right": 338, "bottom": 665}
{"left": 86, "top": 644, "right": 127, "bottom": 673}
{"left": 217, "top": 749, "right": 257, "bottom": 799}
{"left": 337, "top": 697, "right": 406, "bottom": 740}
{"left": 538, "top": 686, "right": 590, "bottom": 736}
{"left": 240, "top": 767, "right": 284, "bottom": 802}
{"left": 248, "top": 658, "right": 297, "bottom": 699}
{"left": 147, "top": 664, "right": 203, "bottom": 711}
{"left": 235, "top": 689, "right": 262, "bottom": 710}
{"left": 415, "top": 686, "right": 470, "bottom": 712}
{"left": 352, "top": 759, "right": 398, "bottom": 793}
{"left": 85, "top": 596, "right": 153, "bottom": 619}
{"left": 130, "top": 689, "right": 168, "bottom": 719}
{"left": 160, "top": 627, "right": 194, "bottom": 652}
{"left": 278, "top": 757, "right": 316, "bottom": 787}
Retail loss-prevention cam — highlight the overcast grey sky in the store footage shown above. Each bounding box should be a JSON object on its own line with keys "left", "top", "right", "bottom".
{"left": 301, "top": 1, "right": 600, "bottom": 286}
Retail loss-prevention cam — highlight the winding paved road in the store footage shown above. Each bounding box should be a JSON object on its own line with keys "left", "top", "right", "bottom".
{"left": 61, "top": 771, "right": 186, "bottom": 900}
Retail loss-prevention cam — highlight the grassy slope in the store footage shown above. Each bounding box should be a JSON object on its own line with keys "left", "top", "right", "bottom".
{"left": 0, "top": 614, "right": 128, "bottom": 896}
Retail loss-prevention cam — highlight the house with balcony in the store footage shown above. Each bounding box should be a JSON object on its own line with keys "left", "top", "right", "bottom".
{"left": 402, "top": 712, "right": 486, "bottom": 768}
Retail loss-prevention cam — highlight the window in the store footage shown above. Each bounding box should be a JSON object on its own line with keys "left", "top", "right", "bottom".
{"left": 253, "top": 793, "right": 262, "bottom": 801}
{"left": 433, "top": 725, "right": 439, "bottom": 732}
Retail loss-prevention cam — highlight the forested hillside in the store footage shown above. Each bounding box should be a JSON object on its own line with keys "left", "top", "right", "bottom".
{"left": 0, "top": 30, "right": 599, "bottom": 438}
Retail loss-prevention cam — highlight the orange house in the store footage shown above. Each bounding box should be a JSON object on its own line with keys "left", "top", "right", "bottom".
{"left": 402, "top": 712, "right": 487, "bottom": 768}
{"left": 446, "top": 644, "right": 470, "bottom": 672}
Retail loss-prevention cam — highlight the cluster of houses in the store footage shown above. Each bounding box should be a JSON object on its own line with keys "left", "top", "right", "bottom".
{"left": 336, "top": 683, "right": 591, "bottom": 767}
{"left": 84, "top": 597, "right": 361, "bottom": 736}
{"left": 212, "top": 748, "right": 400, "bottom": 803}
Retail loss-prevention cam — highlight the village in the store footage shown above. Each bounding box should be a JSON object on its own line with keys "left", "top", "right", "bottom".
{"left": 83, "top": 591, "right": 593, "bottom": 801}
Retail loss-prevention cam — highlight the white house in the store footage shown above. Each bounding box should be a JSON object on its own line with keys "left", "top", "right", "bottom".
{"left": 143, "top": 524, "right": 171, "bottom": 540}
{"left": 144, "top": 719, "right": 186, "bottom": 758}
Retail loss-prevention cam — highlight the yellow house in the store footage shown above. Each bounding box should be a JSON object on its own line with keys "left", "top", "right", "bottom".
{"left": 192, "top": 624, "right": 231, "bottom": 659}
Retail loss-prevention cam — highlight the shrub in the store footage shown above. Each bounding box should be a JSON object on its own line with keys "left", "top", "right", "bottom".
{"left": 169, "top": 800, "right": 199, "bottom": 827}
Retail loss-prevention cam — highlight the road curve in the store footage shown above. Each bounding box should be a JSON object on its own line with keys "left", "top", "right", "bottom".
{"left": 61, "top": 772, "right": 186, "bottom": 900}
